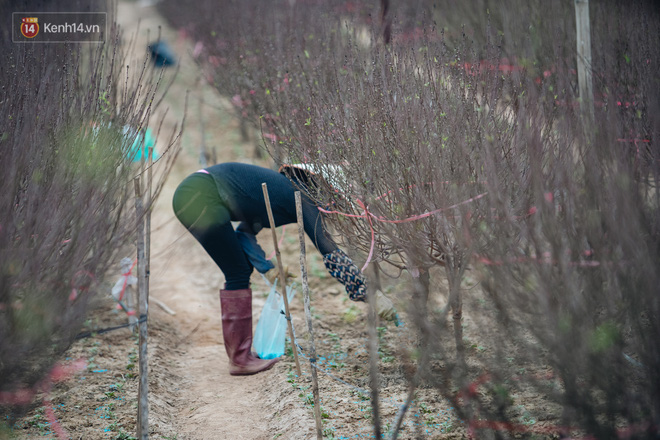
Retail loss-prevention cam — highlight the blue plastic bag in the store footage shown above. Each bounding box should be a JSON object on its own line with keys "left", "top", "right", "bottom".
{"left": 253, "top": 279, "right": 296, "bottom": 360}
{"left": 123, "top": 126, "right": 157, "bottom": 163}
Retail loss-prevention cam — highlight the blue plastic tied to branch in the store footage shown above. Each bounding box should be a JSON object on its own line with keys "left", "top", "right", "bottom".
{"left": 253, "top": 278, "right": 296, "bottom": 360}
{"left": 122, "top": 126, "right": 157, "bottom": 163}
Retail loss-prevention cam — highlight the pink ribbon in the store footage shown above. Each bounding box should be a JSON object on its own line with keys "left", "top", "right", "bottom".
{"left": 319, "top": 192, "right": 488, "bottom": 270}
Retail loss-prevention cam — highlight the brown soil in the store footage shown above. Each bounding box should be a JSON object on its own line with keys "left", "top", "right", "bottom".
{"left": 6, "top": 2, "right": 562, "bottom": 440}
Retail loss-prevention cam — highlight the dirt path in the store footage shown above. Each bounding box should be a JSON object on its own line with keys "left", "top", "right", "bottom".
{"left": 116, "top": 2, "right": 315, "bottom": 439}
{"left": 8, "top": 3, "right": 483, "bottom": 439}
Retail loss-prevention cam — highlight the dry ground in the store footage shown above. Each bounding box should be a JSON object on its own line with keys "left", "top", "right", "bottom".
{"left": 4, "top": 2, "right": 563, "bottom": 439}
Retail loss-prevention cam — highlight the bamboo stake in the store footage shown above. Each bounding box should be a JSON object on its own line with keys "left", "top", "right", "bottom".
{"left": 152, "top": 297, "right": 176, "bottom": 316}
{"left": 198, "top": 93, "right": 208, "bottom": 167}
{"left": 295, "top": 192, "right": 323, "bottom": 440}
{"left": 366, "top": 280, "right": 382, "bottom": 439}
{"left": 575, "top": 0, "right": 594, "bottom": 126}
{"left": 146, "top": 146, "right": 153, "bottom": 316}
{"left": 262, "top": 183, "right": 302, "bottom": 377}
{"left": 134, "top": 177, "right": 149, "bottom": 440}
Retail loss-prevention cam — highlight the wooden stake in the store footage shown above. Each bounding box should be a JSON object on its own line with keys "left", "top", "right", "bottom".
{"left": 146, "top": 146, "right": 153, "bottom": 319}
{"left": 198, "top": 94, "right": 208, "bottom": 167}
{"left": 575, "top": 0, "right": 594, "bottom": 125}
{"left": 366, "top": 280, "right": 382, "bottom": 439}
{"left": 295, "top": 192, "right": 323, "bottom": 440}
{"left": 134, "top": 177, "right": 149, "bottom": 440}
{"left": 262, "top": 183, "right": 302, "bottom": 377}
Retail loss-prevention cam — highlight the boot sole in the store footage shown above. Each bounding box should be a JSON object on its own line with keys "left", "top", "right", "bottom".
{"left": 229, "top": 357, "right": 280, "bottom": 376}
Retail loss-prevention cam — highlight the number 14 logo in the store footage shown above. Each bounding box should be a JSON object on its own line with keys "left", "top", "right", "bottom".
{"left": 21, "top": 17, "right": 39, "bottom": 38}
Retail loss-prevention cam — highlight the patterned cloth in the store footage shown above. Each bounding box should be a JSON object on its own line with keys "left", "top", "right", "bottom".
{"left": 323, "top": 249, "right": 367, "bottom": 302}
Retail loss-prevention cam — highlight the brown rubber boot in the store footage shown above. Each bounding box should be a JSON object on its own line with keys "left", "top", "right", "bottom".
{"left": 220, "top": 288, "right": 280, "bottom": 376}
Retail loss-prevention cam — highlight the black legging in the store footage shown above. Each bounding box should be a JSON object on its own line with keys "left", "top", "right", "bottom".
{"left": 172, "top": 172, "right": 254, "bottom": 289}
{"left": 172, "top": 163, "right": 338, "bottom": 290}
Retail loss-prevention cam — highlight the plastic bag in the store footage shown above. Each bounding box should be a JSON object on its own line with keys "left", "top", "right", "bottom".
{"left": 111, "top": 257, "right": 137, "bottom": 301}
{"left": 253, "top": 279, "right": 296, "bottom": 360}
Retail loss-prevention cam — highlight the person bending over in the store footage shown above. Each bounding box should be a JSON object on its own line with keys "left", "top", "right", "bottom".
{"left": 172, "top": 162, "right": 396, "bottom": 376}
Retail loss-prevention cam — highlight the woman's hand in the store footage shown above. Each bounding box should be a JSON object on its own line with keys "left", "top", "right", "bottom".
{"left": 375, "top": 290, "right": 397, "bottom": 321}
{"left": 264, "top": 266, "right": 297, "bottom": 285}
